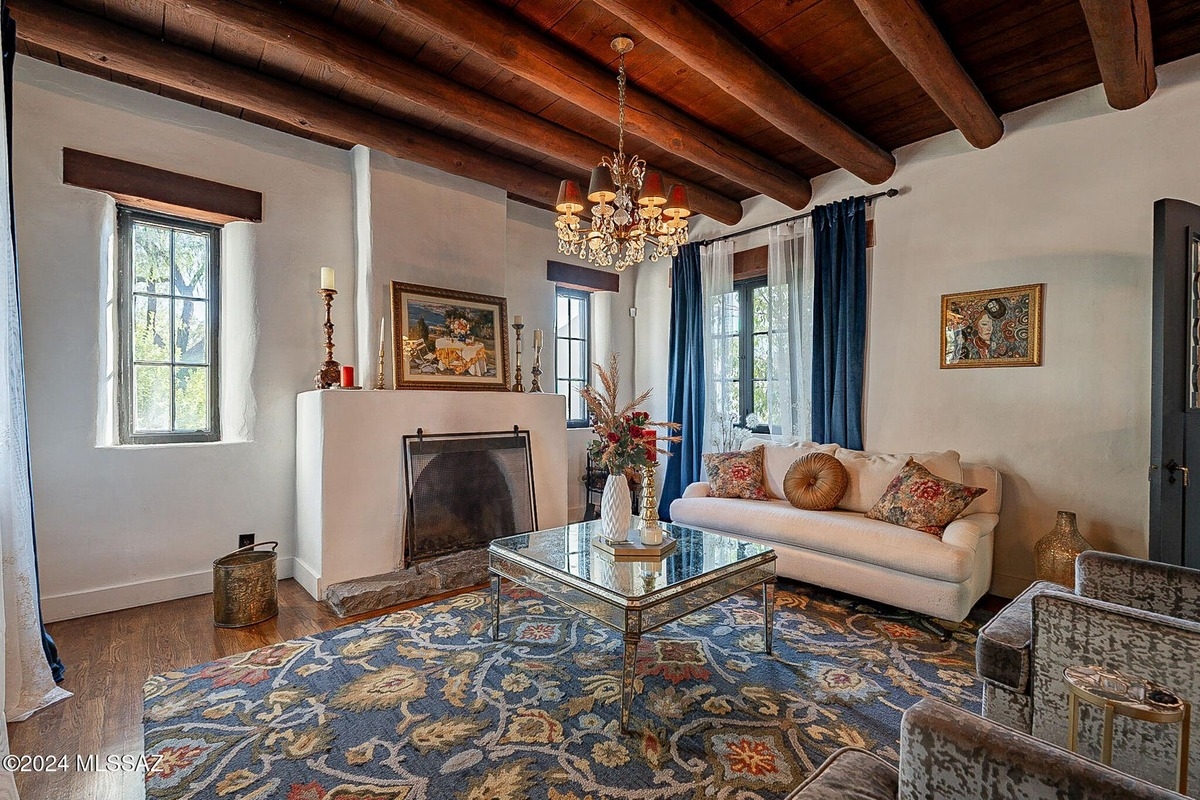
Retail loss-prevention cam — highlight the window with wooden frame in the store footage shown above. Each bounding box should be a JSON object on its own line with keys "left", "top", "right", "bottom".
{"left": 710, "top": 277, "right": 775, "bottom": 434}
{"left": 117, "top": 207, "right": 220, "bottom": 444}
{"left": 555, "top": 287, "right": 591, "bottom": 428}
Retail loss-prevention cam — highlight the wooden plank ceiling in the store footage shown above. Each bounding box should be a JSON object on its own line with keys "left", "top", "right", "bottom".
{"left": 11, "top": 0, "right": 1200, "bottom": 222}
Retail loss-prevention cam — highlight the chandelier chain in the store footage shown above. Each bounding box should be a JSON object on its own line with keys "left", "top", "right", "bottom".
{"left": 617, "top": 50, "right": 626, "bottom": 163}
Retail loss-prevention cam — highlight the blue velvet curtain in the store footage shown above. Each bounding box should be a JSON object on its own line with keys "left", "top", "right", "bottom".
{"left": 658, "top": 243, "right": 705, "bottom": 520}
{"left": 3, "top": 3, "right": 64, "bottom": 682}
{"left": 812, "top": 196, "right": 867, "bottom": 450}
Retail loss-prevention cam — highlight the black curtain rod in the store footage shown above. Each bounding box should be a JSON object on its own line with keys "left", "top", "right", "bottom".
{"left": 696, "top": 187, "right": 900, "bottom": 246}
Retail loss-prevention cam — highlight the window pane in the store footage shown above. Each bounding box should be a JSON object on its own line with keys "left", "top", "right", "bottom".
{"left": 557, "top": 339, "right": 570, "bottom": 381}
{"left": 753, "top": 332, "right": 769, "bottom": 381}
{"left": 173, "top": 230, "right": 209, "bottom": 298}
{"left": 174, "top": 299, "right": 208, "bottom": 365}
{"left": 753, "top": 380, "right": 768, "bottom": 422}
{"left": 174, "top": 366, "right": 209, "bottom": 431}
{"left": 753, "top": 285, "right": 770, "bottom": 334}
{"left": 133, "top": 365, "right": 171, "bottom": 432}
{"left": 571, "top": 381, "right": 587, "bottom": 421}
{"left": 711, "top": 292, "right": 739, "bottom": 337}
{"left": 556, "top": 295, "right": 570, "bottom": 337}
{"left": 133, "top": 223, "right": 171, "bottom": 293}
{"left": 572, "top": 340, "right": 587, "bottom": 381}
{"left": 132, "top": 295, "right": 170, "bottom": 363}
{"left": 569, "top": 297, "right": 585, "bottom": 339}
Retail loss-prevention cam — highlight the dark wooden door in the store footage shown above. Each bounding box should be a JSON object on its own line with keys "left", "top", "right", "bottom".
{"left": 1150, "top": 199, "right": 1200, "bottom": 566}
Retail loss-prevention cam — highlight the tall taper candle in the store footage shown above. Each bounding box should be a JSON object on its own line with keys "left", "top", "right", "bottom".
{"left": 534, "top": 329, "right": 543, "bottom": 349}
{"left": 320, "top": 267, "right": 335, "bottom": 291}
{"left": 376, "top": 316, "right": 387, "bottom": 390}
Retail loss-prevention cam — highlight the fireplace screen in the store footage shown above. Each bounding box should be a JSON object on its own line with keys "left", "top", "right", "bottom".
{"left": 402, "top": 429, "right": 537, "bottom": 567}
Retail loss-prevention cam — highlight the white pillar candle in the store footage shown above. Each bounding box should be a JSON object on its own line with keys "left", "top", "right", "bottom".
{"left": 513, "top": 315, "right": 523, "bottom": 325}
{"left": 534, "top": 329, "right": 543, "bottom": 348}
{"left": 320, "top": 267, "right": 335, "bottom": 291}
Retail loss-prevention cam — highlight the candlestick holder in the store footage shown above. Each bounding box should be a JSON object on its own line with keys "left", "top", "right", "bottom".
{"left": 376, "top": 335, "right": 387, "bottom": 390}
{"left": 639, "top": 466, "right": 663, "bottom": 545}
{"left": 530, "top": 337, "right": 543, "bottom": 392}
{"left": 315, "top": 288, "right": 341, "bottom": 389}
{"left": 511, "top": 321, "right": 525, "bottom": 392}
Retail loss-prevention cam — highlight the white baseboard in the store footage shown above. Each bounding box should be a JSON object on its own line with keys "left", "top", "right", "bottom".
{"left": 42, "top": 557, "right": 295, "bottom": 622}
{"left": 292, "top": 557, "right": 319, "bottom": 600}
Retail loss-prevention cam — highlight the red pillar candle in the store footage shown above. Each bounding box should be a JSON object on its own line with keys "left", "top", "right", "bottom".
{"left": 340, "top": 365, "right": 355, "bottom": 388}
{"left": 643, "top": 430, "right": 657, "bottom": 463}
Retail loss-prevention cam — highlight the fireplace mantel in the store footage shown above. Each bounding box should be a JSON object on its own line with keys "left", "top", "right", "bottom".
{"left": 295, "top": 389, "right": 568, "bottom": 599}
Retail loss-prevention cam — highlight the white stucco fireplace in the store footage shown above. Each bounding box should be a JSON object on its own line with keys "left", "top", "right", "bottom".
{"left": 294, "top": 389, "right": 568, "bottom": 599}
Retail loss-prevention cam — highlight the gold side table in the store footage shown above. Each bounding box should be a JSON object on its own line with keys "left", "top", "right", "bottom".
{"left": 1064, "top": 664, "right": 1190, "bottom": 794}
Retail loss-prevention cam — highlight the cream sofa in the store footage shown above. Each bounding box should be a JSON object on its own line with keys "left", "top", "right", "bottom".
{"left": 668, "top": 439, "right": 1002, "bottom": 622}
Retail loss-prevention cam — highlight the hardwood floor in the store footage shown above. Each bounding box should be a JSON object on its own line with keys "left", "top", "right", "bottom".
{"left": 7, "top": 579, "right": 478, "bottom": 800}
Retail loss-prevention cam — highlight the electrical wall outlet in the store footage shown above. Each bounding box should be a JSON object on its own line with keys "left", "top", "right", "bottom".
{"left": 238, "top": 533, "right": 255, "bottom": 549}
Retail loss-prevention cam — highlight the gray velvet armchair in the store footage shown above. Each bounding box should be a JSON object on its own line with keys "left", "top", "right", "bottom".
{"left": 976, "top": 551, "right": 1200, "bottom": 795}
{"left": 788, "top": 697, "right": 1179, "bottom": 799}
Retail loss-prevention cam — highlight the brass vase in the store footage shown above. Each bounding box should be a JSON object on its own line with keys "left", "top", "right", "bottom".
{"left": 1034, "top": 510, "right": 1092, "bottom": 589}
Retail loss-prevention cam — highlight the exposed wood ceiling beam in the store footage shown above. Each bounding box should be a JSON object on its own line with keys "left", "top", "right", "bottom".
{"left": 155, "top": 0, "right": 742, "bottom": 225}
{"left": 8, "top": 0, "right": 580, "bottom": 211}
{"left": 364, "top": 0, "right": 813, "bottom": 209}
{"left": 1078, "top": 0, "right": 1156, "bottom": 110}
{"left": 850, "top": 0, "right": 1003, "bottom": 149}
{"left": 591, "top": 0, "right": 896, "bottom": 184}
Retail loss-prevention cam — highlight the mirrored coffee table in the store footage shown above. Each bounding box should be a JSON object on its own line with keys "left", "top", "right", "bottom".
{"left": 488, "top": 520, "right": 777, "bottom": 731}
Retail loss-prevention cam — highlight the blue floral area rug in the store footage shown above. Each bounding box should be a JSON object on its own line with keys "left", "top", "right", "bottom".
{"left": 143, "top": 582, "right": 986, "bottom": 800}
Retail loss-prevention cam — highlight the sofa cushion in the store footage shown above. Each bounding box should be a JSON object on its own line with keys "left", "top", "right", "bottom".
{"left": 834, "top": 449, "right": 962, "bottom": 513}
{"left": 865, "top": 459, "right": 987, "bottom": 535}
{"left": 743, "top": 438, "right": 840, "bottom": 499}
{"left": 976, "top": 580, "right": 1063, "bottom": 693}
{"left": 703, "top": 445, "right": 771, "bottom": 500}
{"left": 961, "top": 463, "right": 1002, "bottom": 515}
{"left": 669, "top": 497, "right": 988, "bottom": 583}
{"left": 784, "top": 453, "right": 849, "bottom": 510}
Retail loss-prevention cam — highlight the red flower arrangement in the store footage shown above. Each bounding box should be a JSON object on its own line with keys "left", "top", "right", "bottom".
{"left": 580, "top": 354, "right": 681, "bottom": 474}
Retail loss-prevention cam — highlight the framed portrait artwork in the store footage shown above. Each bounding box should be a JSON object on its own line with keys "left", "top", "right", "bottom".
{"left": 941, "top": 283, "right": 1043, "bottom": 368}
{"left": 391, "top": 282, "right": 510, "bottom": 391}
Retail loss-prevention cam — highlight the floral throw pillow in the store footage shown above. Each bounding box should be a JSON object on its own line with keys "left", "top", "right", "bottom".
{"left": 865, "top": 458, "right": 987, "bottom": 535}
{"left": 703, "top": 445, "right": 771, "bottom": 500}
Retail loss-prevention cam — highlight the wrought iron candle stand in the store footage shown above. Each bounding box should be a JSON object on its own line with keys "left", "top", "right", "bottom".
{"left": 511, "top": 321, "right": 525, "bottom": 392}
{"left": 314, "top": 288, "right": 341, "bottom": 389}
{"left": 530, "top": 334, "right": 543, "bottom": 392}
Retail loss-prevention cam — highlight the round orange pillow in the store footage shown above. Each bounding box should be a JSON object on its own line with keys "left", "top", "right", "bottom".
{"left": 783, "top": 453, "right": 849, "bottom": 510}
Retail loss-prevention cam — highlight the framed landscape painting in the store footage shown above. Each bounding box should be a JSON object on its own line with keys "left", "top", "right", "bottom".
{"left": 941, "top": 283, "right": 1043, "bottom": 368}
{"left": 391, "top": 282, "right": 510, "bottom": 391}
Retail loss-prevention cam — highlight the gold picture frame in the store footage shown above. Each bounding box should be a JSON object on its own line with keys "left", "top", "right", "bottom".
{"left": 941, "top": 283, "right": 1043, "bottom": 369}
{"left": 391, "top": 282, "right": 510, "bottom": 391}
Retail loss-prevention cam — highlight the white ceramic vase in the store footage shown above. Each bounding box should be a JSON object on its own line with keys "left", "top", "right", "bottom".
{"left": 601, "top": 472, "right": 632, "bottom": 542}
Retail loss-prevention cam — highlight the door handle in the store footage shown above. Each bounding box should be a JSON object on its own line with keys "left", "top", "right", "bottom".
{"left": 1166, "top": 459, "right": 1190, "bottom": 487}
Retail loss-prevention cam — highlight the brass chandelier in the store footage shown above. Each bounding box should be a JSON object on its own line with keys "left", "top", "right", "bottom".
{"left": 553, "top": 36, "right": 691, "bottom": 272}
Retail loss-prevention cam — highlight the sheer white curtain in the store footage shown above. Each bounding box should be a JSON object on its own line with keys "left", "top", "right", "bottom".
{"left": 0, "top": 44, "right": 71, "bottom": 799}
{"left": 700, "top": 239, "right": 734, "bottom": 452}
{"left": 765, "top": 219, "right": 815, "bottom": 441}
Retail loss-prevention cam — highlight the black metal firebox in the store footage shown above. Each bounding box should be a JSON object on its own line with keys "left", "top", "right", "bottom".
{"left": 402, "top": 428, "right": 537, "bottom": 568}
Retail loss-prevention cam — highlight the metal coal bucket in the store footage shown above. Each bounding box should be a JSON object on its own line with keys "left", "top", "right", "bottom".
{"left": 213, "top": 541, "right": 279, "bottom": 628}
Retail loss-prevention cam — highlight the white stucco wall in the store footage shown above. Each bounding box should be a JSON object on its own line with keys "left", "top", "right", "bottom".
{"left": 14, "top": 57, "right": 611, "bottom": 620}
{"left": 657, "top": 53, "right": 1200, "bottom": 598}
